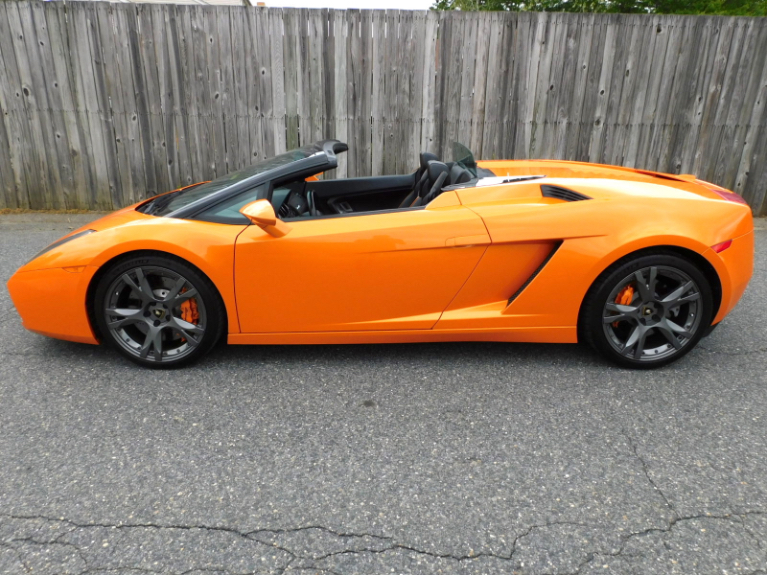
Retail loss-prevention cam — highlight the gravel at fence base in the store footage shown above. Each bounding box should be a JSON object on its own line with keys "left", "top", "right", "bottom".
{"left": 0, "top": 215, "right": 766, "bottom": 575}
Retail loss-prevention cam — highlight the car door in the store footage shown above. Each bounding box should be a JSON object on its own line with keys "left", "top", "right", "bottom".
{"left": 234, "top": 192, "right": 491, "bottom": 333}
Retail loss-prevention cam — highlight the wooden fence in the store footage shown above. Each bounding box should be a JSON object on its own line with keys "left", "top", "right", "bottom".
{"left": 1, "top": 2, "right": 766, "bottom": 213}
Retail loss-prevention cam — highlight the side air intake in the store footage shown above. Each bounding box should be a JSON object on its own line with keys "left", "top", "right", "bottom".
{"left": 541, "top": 184, "right": 591, "bottom": 202}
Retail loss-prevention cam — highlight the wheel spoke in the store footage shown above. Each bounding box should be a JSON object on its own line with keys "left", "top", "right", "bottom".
{"left": 622, "top": 325, "right": 642, "bottom": 353}
{"left": 139, "top": 329, "right": 154, "bottom": 358}
{"left": 170, "top": 288, "right": 198, "bottom": 307}
{"left": 151, "top": 327, "right": 164, "bottom": 362}
{"left": 663, "top": 318, "right": 692, "bottom": 338}
{"left": 171, "top": 316, "right": 204, "bottom": 335}
{"left": 655, "top": 322, "right": 682, "bottom": 350}
{"left": 634, "top": 269, "right": 651, "bottom": 302}
{"left": 106, "top": 308, "right": 144, "bottom": 330}
{"left": 135, "top": 268, "right": 156, "bottom": 301}
{"left": 603, "top": 302, "right": 639, "bottom": 324}
{"left": 661, "top": 281, "right": 695, "bottom": 306}
{"left": 164, "top": 277, "right": 187, "bottom": 303}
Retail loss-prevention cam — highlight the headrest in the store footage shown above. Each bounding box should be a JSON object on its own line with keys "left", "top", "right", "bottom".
{"left": 449, "top": 164, "right": 472, "bottom": 185}
{"left": 427, "top": 160, "right": 449, "bottom": 182}
{"left": 420, "top": 152, "right": 439, "bottom": 171}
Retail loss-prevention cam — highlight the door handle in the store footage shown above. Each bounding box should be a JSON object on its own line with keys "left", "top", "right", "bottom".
{"left": 445, "top": 234, "right": 491, "bottom": 247}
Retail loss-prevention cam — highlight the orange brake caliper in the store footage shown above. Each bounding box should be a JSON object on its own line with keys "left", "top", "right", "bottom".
{"left": 613, "top": 284, "right": 634, "bottom": 327}
{"left": 179, "top": 288, "right": 199, "bottom": 341}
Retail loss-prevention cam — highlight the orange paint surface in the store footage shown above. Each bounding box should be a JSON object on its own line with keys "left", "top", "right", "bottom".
{"left": 6, "top": 161, "right": 754, "bottom": 348}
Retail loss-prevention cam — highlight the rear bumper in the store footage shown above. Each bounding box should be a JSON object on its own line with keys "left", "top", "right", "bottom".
{"left": 709, "top": 230, "right": 754, "bottom": 325}
{"left": 6, "top": 266, "right": 99, "bottom": 345}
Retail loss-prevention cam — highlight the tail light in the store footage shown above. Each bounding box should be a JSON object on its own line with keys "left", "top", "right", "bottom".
{"left": 695, "top": 179, "right": 749, "bottom": 206}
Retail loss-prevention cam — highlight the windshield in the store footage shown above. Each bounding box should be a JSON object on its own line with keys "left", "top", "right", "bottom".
{"left": 139, "top": 144, "right": 324, "bottom": 216}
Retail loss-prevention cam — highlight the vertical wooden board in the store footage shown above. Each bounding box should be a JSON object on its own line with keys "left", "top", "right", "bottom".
{"left": 6, "top": 1, "right": 53, "bottom": 208}
{"left": 403, "top": 9, "right": 425, "bottom": 170}
{"left": 691, "top": 16, "right": 736, "bottom": 176}
{"left": 599, "top": 15, "right": 633, "bottom": 166}
{"left": 100, "top": 5, "right": 143, "bottom": 206}
{"left": 296, "top": 9, "right": 312, "bottom": 145}
{"left": 480, "top": 12, "right": 505, "bottom": 160}
{"left": 306, "top": 9, "right": 326, "bottom": 144}
{"left": 158, "top": 4, "right": 192, "bottom": 188}
{"left": 397, "top": 10, "right": 419, "bottom": 173}
{"left": 345, "top": 9, "right": 372, "bottom": 177}
{"left": 0, "top": 2, "right": 30, "bottom": 208}
{"left": 227, "top": 6, "right": 248, "bottom": 170}
{"left": 252, "top": 8, "right": 276, "bottom": 159}
{"left": 28, "top": 1, "right": 77, "bottom": 208}
{"left": 190, "top": 6, "right": 215, "bottom": 179}
{"left": 722, "top": 20, "right": 767, "bottom": 190}
{"left": 441, "top": 14, "right": 465, "bottom": 156}
{"left": 327, "top": 9, "right": 348, "bottom": 178}
{"left": 176, "top": 5, "right": 202, "bottom": 184}
{"left": 419, "top": 9, "right": 439, "bottom": 154}
{"left": 370, "top": 10, "right": 386, "bottom": 175}
{"left": 66, "top": 4, "right": 114, "bottom": 209}
{"left": 269, "top": 8, "right": 287, "bottom": 156}
{"left": 621, "top": 16, "right": 659, "bottom": 168}
{"left": 468, "top": 12, "right": 491, "bottom": 159}
{"left": 19, "top": 0, "right": 68, "bottom": 208}
{"left": 282, "top": 8, "right": 300, "bottom": 151}
{"left": 547, "top": 12, "right": 579, "bottom": 159}
{"left": 203, "top": 6, "right": 227, "bottom": 177}
{"left": 749, "top": 124, "right": 767, "bottom": 214}
{"left": 45, "top": 3, "right": 92, "bottom": 208}
{"left": 564, "top": 13, "right": 594, "bottom": 161}
{"left": 667, "top": 17, "right": 714, "bottom": 175}
{"left": 383, "top": 10, "right": 400, "bottom": 174}
{"left": 216, "top": 7, "right": 237, "bottom": 172}
{"left": 0, "top": 6, "right": 17, "bottom": 209}
{"left": 457, "top": 12, "right": 478, "bottom": 153}
{"left": 128, "top": 5, "right": 165, "bottom": 200}
{"left": 529, "top": 12, "right": 557, "bottom": 159}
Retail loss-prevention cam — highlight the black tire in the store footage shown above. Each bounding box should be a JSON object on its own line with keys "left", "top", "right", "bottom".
{"left": 93, "top": 254, "right": 225, "bottom": 368}
{"left": 580, "top": 251, "right": 714, "bottom": 369}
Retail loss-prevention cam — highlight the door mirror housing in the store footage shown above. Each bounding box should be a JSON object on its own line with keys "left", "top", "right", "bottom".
{"left": 239, "top": 200, "right": 291, "bottom": 238}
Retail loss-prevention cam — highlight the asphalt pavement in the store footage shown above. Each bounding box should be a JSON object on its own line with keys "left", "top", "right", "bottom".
{"left": 1, "top": 213, "right": 766, "bottom": 575}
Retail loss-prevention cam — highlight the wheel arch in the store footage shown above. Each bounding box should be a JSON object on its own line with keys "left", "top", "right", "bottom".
{"left": 85, "top": 249, "right": 230, "bottom": 343}
{"left": 576, "top": 244, "right": 723, "bottom": 341}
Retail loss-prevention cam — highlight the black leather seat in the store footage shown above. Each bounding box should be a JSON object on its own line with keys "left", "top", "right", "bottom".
{"left": 399, "top": 152, "right": 439, "bottom": 208}
{"left": 413, "top": 161, "right": 450, "bottom": 207}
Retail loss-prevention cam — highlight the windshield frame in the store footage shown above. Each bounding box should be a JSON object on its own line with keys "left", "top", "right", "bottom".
{"left": 153, "top": 140, "right": 345, "bottom": 221}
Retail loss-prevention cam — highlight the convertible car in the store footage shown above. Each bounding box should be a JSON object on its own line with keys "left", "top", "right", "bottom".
{"left": 7, "top": 140, "right": 753, "bottom": 369}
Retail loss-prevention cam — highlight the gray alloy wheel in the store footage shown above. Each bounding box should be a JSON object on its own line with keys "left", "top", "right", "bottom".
{"left": 581, "top": 252, "right": 714, "bottom": 369}
{"left": 94, "top": 255, "right": 225, "bottom": 368}
{"left": 601, "top": 265, "right": 702, "bottom": 362}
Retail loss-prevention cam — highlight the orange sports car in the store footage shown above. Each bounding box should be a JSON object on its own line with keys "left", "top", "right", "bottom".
{"left": 7, "top": 140, "right": 753, "bottom": 369}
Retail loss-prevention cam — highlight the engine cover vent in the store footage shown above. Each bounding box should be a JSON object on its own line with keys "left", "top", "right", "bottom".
{"left": 541, "top": 184, "right": 591, "bottom": 202}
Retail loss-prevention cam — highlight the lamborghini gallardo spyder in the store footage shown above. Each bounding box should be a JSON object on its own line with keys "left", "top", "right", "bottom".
{"left": 7, "top": 140, "right": 753, "bottom": 369}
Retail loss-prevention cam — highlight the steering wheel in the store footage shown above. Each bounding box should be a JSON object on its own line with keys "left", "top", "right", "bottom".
{"left": 277, "top": 190, "right": 306, "bottom": 219}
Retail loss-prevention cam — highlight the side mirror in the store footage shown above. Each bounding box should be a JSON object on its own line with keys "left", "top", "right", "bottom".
{"left": 239, "top": 200, "right": 291, "bottom": 238}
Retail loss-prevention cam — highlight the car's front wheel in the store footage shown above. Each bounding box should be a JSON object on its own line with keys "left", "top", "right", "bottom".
{"left": 580, "top": 252, "right": 714, "bottom": 369}
{"left": 93, "top": 254, "right": 225, "bottom": 368}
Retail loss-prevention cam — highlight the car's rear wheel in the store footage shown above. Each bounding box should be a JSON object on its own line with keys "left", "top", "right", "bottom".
{"left": 580, "top": 252, "right": 714, "bottom": 369}
{"left": 94, "top": 254, "right": 225, "bottom": 368}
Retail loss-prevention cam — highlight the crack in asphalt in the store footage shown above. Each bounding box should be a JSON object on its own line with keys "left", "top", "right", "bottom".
{"left": 623, "top": 431, "right": 676, "bottom": 517}
{"left": 5, "top": 511, "right": 766, "bottom": 575}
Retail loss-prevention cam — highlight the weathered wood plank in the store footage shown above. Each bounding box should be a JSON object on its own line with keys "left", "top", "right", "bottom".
{"left": 2, "top": 6, "right": 767, "bottom": 214}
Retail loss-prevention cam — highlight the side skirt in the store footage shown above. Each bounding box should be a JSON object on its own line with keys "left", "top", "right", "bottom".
{"left": 228, "top": 326, "right": 577, "bottom": 345}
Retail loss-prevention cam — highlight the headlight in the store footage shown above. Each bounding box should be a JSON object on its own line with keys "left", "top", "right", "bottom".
{"left": 27, "top": 229, "right": 96, "bottom": 264}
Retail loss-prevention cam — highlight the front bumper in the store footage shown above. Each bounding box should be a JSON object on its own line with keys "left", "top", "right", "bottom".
{"left": 7, "top": 266, "right": 99, "bottom": 344}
